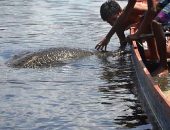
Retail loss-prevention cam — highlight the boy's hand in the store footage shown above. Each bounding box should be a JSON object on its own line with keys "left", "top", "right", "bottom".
{"left": 95, "top": 37, "right": 110, "bottom": 51}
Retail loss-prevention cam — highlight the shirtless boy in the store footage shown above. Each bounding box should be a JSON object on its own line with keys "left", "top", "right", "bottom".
{"left": 95, "top": 0, "right": 148, "bottom": 51}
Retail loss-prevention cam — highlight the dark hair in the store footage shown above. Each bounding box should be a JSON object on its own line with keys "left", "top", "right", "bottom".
{"left": 100, "top": 0, "right": 122, "bottom": 21}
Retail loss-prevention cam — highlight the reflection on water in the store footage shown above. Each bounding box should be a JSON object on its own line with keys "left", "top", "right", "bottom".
{"left": 97, "top": 52, "right": 151, "bottom": 129}
{"left": 0, "top": 0, "right": 153, "bottom": 129}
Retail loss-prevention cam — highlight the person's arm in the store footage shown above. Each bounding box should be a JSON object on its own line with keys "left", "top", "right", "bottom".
{"left": 102, "top": 0, "right": 137, "bottom": 41}
{"left": 103, "top": 0, "right": 137, "bottom": 43}
{"left": 95, "top": 27, "right": 116, "bottom": 51}
{"left": 128, "top": 0, "right": 157, "bottom": 40}
{"left": 116, "top": 27, "right": 127, "bottom": 49}
{"left": 125, "top": 0, "right": 136, "bottom": 11}
{"left": 120, "top": 0, "right": 137, "bottom": 21}
{"left": 95, "top": 0, "right": 137, "bottom": 51}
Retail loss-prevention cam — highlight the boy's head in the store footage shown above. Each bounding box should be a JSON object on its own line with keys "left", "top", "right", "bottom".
{"left": 100, "top": 0, "right": 122, "bottom": 25}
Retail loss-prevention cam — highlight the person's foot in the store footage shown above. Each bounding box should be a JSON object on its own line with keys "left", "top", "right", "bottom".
{"left": 152, "top": 66, "right": 169, "bottom": 77}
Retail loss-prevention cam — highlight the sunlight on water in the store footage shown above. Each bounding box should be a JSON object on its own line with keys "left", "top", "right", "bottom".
{"left": 0, "top": 0, "right": 152, "bottom": 129}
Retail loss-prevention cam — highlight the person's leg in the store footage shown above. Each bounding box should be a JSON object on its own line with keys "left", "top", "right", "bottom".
{"left": 152, "top": 20, "right": 168, "bottom": 77}
{"left": 145, "top": 37, "right": 159, "bottom": 60}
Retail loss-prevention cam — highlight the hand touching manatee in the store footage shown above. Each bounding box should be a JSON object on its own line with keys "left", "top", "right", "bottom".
{"left": 95, "top": 37, "right": 110, "bottom": 51}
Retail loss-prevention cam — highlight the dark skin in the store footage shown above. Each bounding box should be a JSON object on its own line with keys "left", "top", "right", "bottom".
{"left": 128, "top": 0, "right": 159, "bottom": 40}
{"left": 95, "top": 0, "right": 147, "bottom": 51}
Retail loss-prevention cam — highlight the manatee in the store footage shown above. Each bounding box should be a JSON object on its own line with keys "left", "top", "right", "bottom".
{"left": 6, "top": 47, "right": 126, "bottom": 68}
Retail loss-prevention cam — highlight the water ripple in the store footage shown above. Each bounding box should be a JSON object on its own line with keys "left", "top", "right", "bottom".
{"left": 0, "top": 0, "right": 152, "bottom": 130}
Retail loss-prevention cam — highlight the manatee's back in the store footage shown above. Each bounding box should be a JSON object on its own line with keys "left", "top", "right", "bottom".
{"left": 7, "top": 47, "right": 93, "bottom": 68}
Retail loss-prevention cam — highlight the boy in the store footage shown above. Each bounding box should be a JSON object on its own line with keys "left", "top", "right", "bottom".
{"left": 95, "top": 0, "right": 148, "bottom": 51}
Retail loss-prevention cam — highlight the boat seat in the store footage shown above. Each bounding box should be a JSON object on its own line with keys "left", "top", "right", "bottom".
{"left": 132, "top": 23, "right": 170, "bottom": 40}
{"left": 138, "top": 32, "right": 170, "bottom": 40}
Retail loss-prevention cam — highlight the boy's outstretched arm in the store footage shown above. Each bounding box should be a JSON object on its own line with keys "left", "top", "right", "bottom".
{"left": 95, "top": 27, "right": 116, "bottom": 51}
{"left": 95, "top": 0, "right": 137, "bottom": 51}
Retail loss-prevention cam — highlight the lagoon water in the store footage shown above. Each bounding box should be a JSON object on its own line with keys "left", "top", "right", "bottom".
{"left": 0, "top": 0, "right": 153, "bottom": 129}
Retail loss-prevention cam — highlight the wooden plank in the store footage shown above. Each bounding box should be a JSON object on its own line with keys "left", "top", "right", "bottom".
{"left": 138, "top": 32, "right": 170, "bottom": 40}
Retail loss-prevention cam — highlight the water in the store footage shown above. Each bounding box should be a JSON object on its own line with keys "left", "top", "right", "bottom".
{"left": 0, "top": 0, "right": 152, "bottom": 129}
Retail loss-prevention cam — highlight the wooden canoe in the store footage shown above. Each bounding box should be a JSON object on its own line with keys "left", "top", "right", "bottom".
{"left": 130, "top": 27, "right": 170, "bottom": 130}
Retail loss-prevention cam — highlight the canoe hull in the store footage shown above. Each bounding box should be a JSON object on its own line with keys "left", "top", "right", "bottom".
{"left": 130, "top": 29, "right": 170, "bottom": 129}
